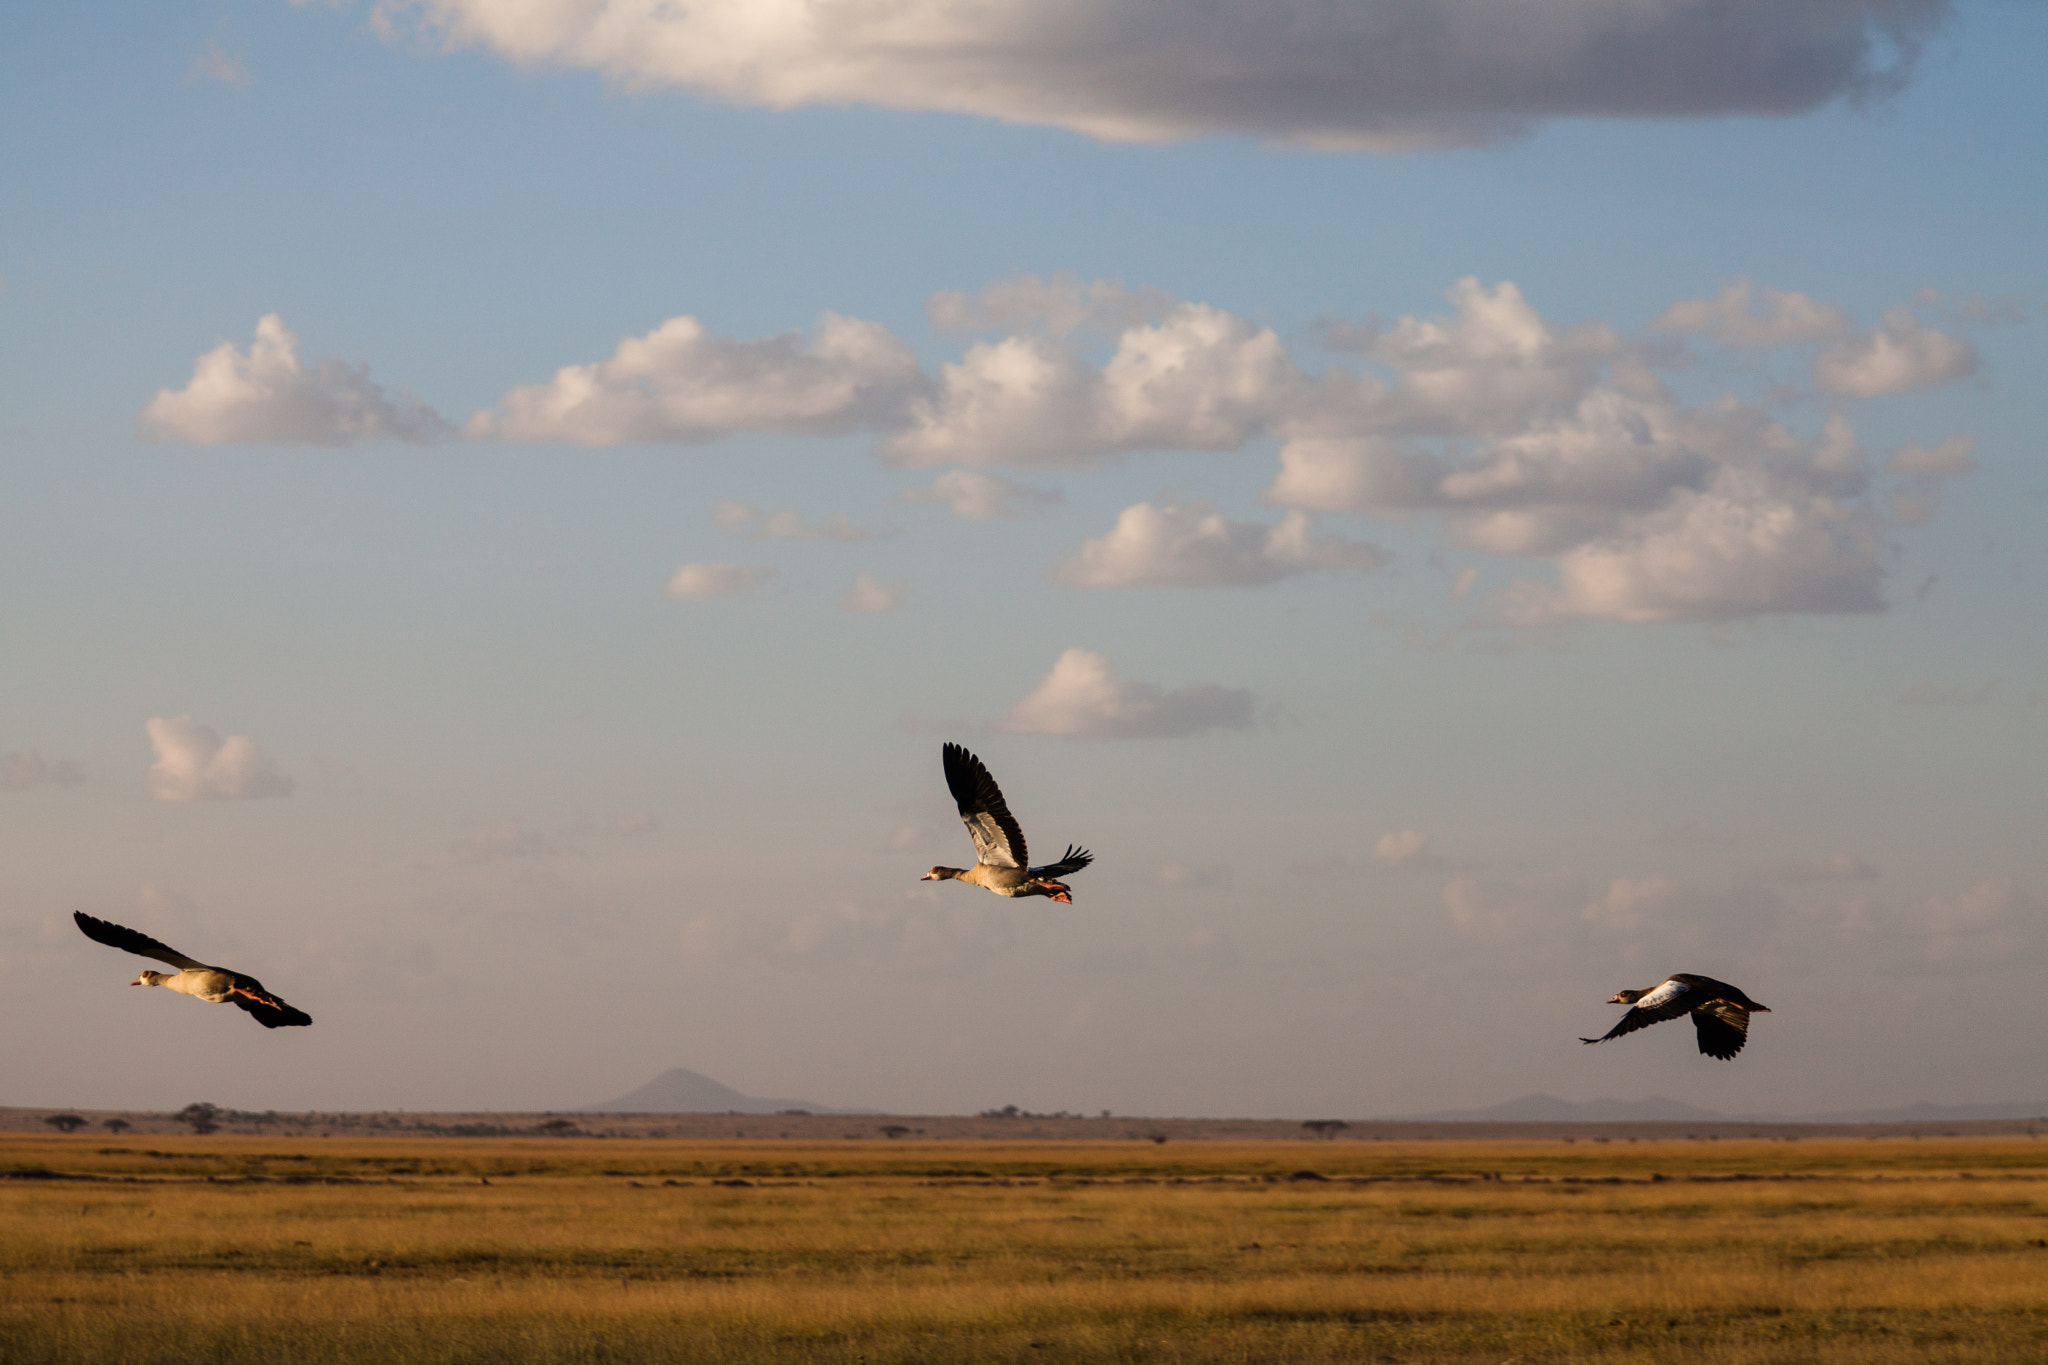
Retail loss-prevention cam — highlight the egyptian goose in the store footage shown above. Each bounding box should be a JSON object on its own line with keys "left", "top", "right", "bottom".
{"left": 920, "top": 743, "right": 1093, "bottom": 902}
{"left": 73, "top": 912, "right": 311, "bottom": 1028}
{"left": 1581, "top": 974, "right": 1767, "bottom": 1059}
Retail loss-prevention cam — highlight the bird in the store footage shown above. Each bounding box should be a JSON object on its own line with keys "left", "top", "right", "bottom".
{"left": 73, "top": 911, "right": 311, "bottom": 1028}
{"left": 1580, "top": 974, "right": 1768, "bottom": 1060}
{"left": 920, "top": 742, "right": 1093, "bottom": 902}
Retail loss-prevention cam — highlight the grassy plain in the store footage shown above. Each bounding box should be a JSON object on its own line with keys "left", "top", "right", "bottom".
{"left": 4, "top": 1133, "right": 2046, "bottom": 1363}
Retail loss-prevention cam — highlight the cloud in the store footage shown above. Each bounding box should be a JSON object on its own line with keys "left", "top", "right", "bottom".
{"left": 664, "top": 562, "right": 778, "bottom": 601}
{"left": 1156, "top": 862, "right": 1235, "bottom": 888}
{"left": 1054, "top": 502, "right": 1386, "bottom": 588}
{"left": 1441, "top": 871, "right": 1587, "bottom": 937}
{"left": 1653, "top": 279, "right": 1847, "bottom": 347}
{"left": 370, "top": 0, "right": 1948, "bottom": 150}
{"left": 1917, "top": 880, "right": 2041, "bottom": 965}
{"left": 144, "top": 717, "right": 293, "bottom": 802}
{"left": 1581, "top": 873, "right": 1676, "bottom": 931}
{"left": 186, "top": 37, "right": 252, "bottom": 88}
{"left": 1813, "top": 309, "right": 1979, "bottom": 396}
{"left": 898, "top": 470, "right": 1063, "bottom": 521}
{"left": 839, "top": 572, "right": 906, "bottom": 612}
{"left": 1372, "top": 829, "right": 1434, "bottom": 869}
{"left": 139, "top": 315, "right": 450, "bottom": 445}
{"left": 714, "top": 502, "right": 895, "bottom": 541}
{"left": 1887, "top": 435, "right": 1975, "bottom": 477}
{"left": 881, "top": 303, "right": 1297, "bottom": 467}
{"left": 470, "top": 312, "right": 921, "bottom": 445}
{"left": 0, "top": 751, "right": 87, "bottom": 789}
{"left": 998, "top": 648, "right": 1254, "bottom": 739}
{"left": 927, "top": 274, "right": 1172, "bottom": 337}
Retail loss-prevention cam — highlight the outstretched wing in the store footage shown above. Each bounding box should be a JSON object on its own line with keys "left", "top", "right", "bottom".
{"left": 942, "top": 743, "right": 1027, "bottom": 870}
{"left": 1581, "top": 977, "right": 1696, "bottom": 1045}
{"left": 229, "top": 977, "right": 312, "bottom": 1029}
{"left": 1030, "top": 845, "right": 1093, "bottom": 879}
{"left": 73, "top": 912, "right": 207, "bottom": 971}
{"left": 1690, "top": 1002, "right": 1750, "bottom": 1060}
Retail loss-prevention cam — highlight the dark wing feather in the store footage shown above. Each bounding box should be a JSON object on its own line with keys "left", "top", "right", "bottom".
{"left": 1690, "top": 1003, "right": 1750, "bottom": 1060}
{"left": 229, "top": 977, "right": 312, "bottom": 1029}
{"left": 942, "top": 743, "right": 1027, "bottom": 870}
{"left": 1030, "top": 845, "right": 1093, "bottom": 879}
{"left": 1580, "top": 1007, "right": 1672, "bottom": 1045}
{"left": 73, "top": 912, "right": 206, "bottom": 971}
{"left": 1580, "top": 978, "right": 1698, "bottom": 1045}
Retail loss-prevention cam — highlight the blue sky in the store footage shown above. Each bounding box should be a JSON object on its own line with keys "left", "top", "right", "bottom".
{"left": 2, "top": 0, "right": 2043, "bottom": 1119}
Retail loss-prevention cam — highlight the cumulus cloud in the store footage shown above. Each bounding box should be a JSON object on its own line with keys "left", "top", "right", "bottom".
{"left": 1581, "top": 873, "right": 1676, "bottom": 931}
{"left": 139, "top": 315, "right": 450, "bottom": 445}
{"left": 839, "top": 572, "right": 906, "bottom": 612}
{"left": 898, "top": 470, "right": 1063, "bottom": 521}
{"left": 1054, "top": 503, "right": 1386, "bottom": 588}
{"left": 0, "top": 751, "right": 87, "bottom": 789}
{"left": 1372, "top": 829, "right": 1434, "bottom": 869}
{"left": 1888, "top": 435, "right": 1975, "bottom": 477}
{"left": 714, "top": 502, "right": 895, "bottom": 541}
{"left": 145, "top": 717, "right": 293, "bottom": 802}
{"left": 1813, "top": 309, "right": 1979, "bottom": 396}
{"left": 370, "top": 0, "right": 1947, "bottom": 150}
{"left": 999, "top": 648, "right": 1254, "bottom": 740}
{"left": 470, "top": 312, "right": 921, "bottom": 445}
{"left": 1653, "top": 279, "right": 1847, "bottom": 347}
{"left": 664, "top": 562, "right": 778, "bottom": 601}
{"left": 186, "top": 37, "right": 251, "bottom": 88}
{"left": 927, "top": 273, "right": 1172, "bottom": 337}
{"left": 881, "top": 303, "right": 1297, "bottom": 467}
{"left": 1441, "top": 871, "right": 1586, "bottom": 937}
{"left": 1917, "top": 880, "right": 2041, "bottom": 965}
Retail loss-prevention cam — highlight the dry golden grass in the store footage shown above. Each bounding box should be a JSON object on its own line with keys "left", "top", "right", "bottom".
{"left": 4, "top": 1134, "right": 2047, "bottom": 1362}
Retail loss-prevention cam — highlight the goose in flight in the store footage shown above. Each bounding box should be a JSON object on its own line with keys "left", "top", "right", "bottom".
{"left": 921, "top": 743, "right": 1093, "bottom": 902}
{"left": 73, "top": 911, "right": 312, "bottom": 1028}
{"left": 1581, "top": 974, "right": 1767, "bottom": 1059}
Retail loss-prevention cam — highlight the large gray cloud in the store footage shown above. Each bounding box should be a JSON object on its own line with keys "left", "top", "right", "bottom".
{"left": 369, "top": 0, "right": 1950, "bottom": 150}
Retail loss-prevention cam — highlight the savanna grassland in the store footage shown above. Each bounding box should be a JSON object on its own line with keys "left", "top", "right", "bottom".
{"left": 4, "top": 1133, "right": 2047, "bottom": 1364}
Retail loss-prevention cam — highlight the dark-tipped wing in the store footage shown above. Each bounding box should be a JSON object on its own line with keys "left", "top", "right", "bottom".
{"left": 1030, "top": 845, "right": 1093, "bottom": 879}
{"left": 1580, "top": 977, "right": 1697, "bottom": 1045}
{"left": 229, "top": 978, "right": 312, "bottom": 1029}
{"left": 74, "top": 912, "right": 207, "bottom": 971}
{"left": 942, "top": 743, "right": 1026, "bottom": 870}
{"left": 1690, "top": 1002, "right": 1750, "bottom": 1060}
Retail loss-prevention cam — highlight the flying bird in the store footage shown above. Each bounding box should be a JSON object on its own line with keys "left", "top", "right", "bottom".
{"left": 1580, "top": 973, "right": 1768, "bottom": 1060}
{"left": 921, "top": 742, "right": 1093, "bottom": 902}
{"left": 73, "top": 911, "right": 312, "bottom": 1028}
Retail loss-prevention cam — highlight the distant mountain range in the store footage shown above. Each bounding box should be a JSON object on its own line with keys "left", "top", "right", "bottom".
{"left": 580, "top": 1068, "right": 875, "bottom": 1115}
{"left": 1400, "top": 1094, "right": 2048, "bottom": 1124}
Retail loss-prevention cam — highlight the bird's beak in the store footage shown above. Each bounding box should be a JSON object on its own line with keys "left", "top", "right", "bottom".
{"left": 130, "top": 976, "right": 145, "bottom": 986}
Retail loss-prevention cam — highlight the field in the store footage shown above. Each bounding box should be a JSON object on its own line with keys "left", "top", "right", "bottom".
{"left": 4, "top": 1133, "right": 2047, "bottom": 1363}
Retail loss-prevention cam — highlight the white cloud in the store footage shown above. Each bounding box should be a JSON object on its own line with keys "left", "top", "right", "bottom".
{"left": 898, "top": 470, "right": 1063, "bottom": 521}
{"left": 1653, "top": 279, "right": 1847, "bottom": 347}
{"left": 881, "top": 303, "right": 1297, "bottom": 467}
{"left": 470, "top": 312, "right": 921, "bottom": 445}
{"left": 839, "top": 572, "right": 906, "bottom": 612}
{"left": 1888, "top": 435, "right": 1975, "bottom": 477}
{"left": 1053, "top": 503, "right": 1385, "bottom": 588}
{"left": 927, "top": 273, "right": 1171, "bottom": 337}
{"left": 1918, "top": 880, "right": 2041, "bottom": 965}
{"left": 186, "top": 37, "right": 252, "bottom": 88}
{"left": 1441, "top": 871, "right": 1586, "bottom": 937}
{"left": 664, "top": 562, "right": 778, "bottom": 601}
{"left": 139, "top": 315, "right": 449, "bottom": 445}
{"left": 999, "top": 648, "right": 1254, "bottom": 740}
{"left": 145, "top": 717, "right": 293, "bottom": 802}
{"left": 1813, "top": 309, "right": 1979, "bottom": 396}
{"left": 1372, "top": 829, "right": 1433, "bottom": 869}
{"left": 0, "top": 751, "right": 87, "bottom": 789}
{"left": 370, "top": 0, "right": 1947, "bottom": 150}
{"left": 1581, "top": 873, "right": 1676, "bottom": 931}
{"left": 714, "top": 502, "right": 894, "bottom": 541}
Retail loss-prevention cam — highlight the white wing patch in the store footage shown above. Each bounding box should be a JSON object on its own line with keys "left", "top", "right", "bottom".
{"left": 1636, "top": 978, "right": 1691, "bottom": 1011}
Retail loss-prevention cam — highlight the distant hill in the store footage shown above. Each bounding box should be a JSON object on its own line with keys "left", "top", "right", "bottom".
{"left": 580, "top": 1068, "right": 874, "bottom": 1115}
{"left": 1400, "top": 1093, "right": 2048, "bottom": 1125}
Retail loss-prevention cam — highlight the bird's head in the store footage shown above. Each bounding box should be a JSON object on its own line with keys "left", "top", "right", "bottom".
{"left": 132, "top": 971, "right": 168, "bottom": 988}
{"left": 1607, "top": 989, "right": 1645, "bottom": 1005}
{"left": 920, "top": 867, "right": 955, "bottom": 882}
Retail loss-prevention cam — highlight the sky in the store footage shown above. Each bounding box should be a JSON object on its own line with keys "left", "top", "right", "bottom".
{"left": 2, "top": 0, "right": 2043, "bottom": 1120}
